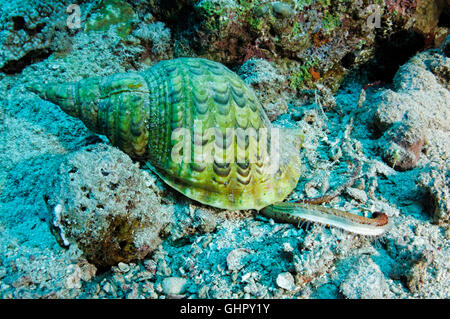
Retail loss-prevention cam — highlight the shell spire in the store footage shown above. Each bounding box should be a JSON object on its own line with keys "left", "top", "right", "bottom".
{"left": 27, "top": 77, "right": 102, "bottom": 134}
{"left": 28, "top": 73, "right": 152, "bottom": 160}
{"left": 28, "top": 82, "right": 79, "bottom": 117}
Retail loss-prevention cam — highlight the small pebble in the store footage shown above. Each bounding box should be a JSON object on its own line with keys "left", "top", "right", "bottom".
{"left": 64, "top": 266, "right": 81, "bottom": 289}
{"left": 241, "top": 272, "right": 252, "bottom": 282}
{"left": 78, "top": 261, "right": 97, "bottom": 281}
{"left": 102, "top": 282, "right": 115, "bottom": 294}
{"left": 161, "top": 277, "right": 187, "bottom": 295}
{"left": 345, "top": 187, "right": 368, "bottom": 202}
{"left": 283, "top": 242, "right": 294, "bottom": 253}
{"left": 144, "top": 259, "right": 157, "bottom": 273}
{"left": 227, "top": 248, "right": 251, "bottom": 271}
{"left": 194, "top": 209, "right": 217, "bottom": 233}
{"left": 117, "top": 262, "right": 130, "bottom": 273}
{"left": 276, "top": 272, "right": 296, "bottom": 291}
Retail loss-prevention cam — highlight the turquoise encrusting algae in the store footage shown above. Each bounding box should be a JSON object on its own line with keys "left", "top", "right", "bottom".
{"left": 29, "top": 57, "right": 388, "bottom": 235}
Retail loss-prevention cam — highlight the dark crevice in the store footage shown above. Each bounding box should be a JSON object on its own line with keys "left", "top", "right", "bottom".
{"left": 340, "top": 52, "right": 356, "bottom": 69}
{"left": 26, "top": 22, "right": 46, "bottom": 36}
{"left": 0, "top": 49, "right": 53, "bottom": 75}
{"left": 444, "top": 41, "right": 450, "bottom": 57}
{"left": 119, "top": 240, "right": 128, "bottom": 249}
{"left": 369, "top": 30, "right": 425, "bottom": 82}
{"left": 147, "top": 0, "right": 199, "bottom": 34}
{"left": 11, "top": 15, "right": 46, "bottom": 35}
{"left": 139, "top": 0, "right": 205, "bottom": 60}
{"left": 347, "top": 30, "right": 426, "bottom": 84}
{"left": 367, "top": 122, "right": 384, "bottom": 140}
{"left": 12, "top": 16, "right": 26, "bottom": 31}
{"left": 438, "top": 9, "right": 450, "bottom": 28}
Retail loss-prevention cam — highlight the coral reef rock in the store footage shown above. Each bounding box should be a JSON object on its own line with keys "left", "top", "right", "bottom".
{"left": 406, "top": 249, "right": 450, "bottom": 298}
{"left": 371, "top": 45, "right": 450, "bottom": 170}
{"left": 133, "top": 21, "right": 173, "bottom": 62}
{"left": 147, "top": 0, "right": 447, "bottom": 91}
{"left": 417, "top": 165, "right": 450, "bottom": 226}
{"left": 238, "top": 58, "right": 289, "bottom": 120}
{"left": 0, "top": 0, "right": 72, "bottom": 74}
{"left": 44, "top": 144, "right": 173, "bottom": 267}
{"left": 339, "top": 256, "right": 394, "bottom": 299}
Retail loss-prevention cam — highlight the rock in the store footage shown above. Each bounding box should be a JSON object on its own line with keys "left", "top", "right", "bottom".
{"left": 84, "top": 0, "right": 137, "bottom": 39}
{"left": 272, "top": 2, "right": 294, "bottom": 18}
{"left": 417, "top": 166, "right": 450, "bottom": 225}
{"left": 371, "top": 49, "right": 450, "bottom": 169}
{"left": 193, "top": 208, "right": 217, "bottom": 233}
{"left": 413, "top": 0, "right": 446, "bottom": 34}
{"left": 430, "top": 50, "right": 450, "bottom": 89}
{"left": 406, "top": 249, "right": 450, "bottom": 298}
{"left": 226, "top": 248, "right": 251, "bottom": 271}
{"left": 406, "top": 250, "right": 432, "bottom": 294}
{"left": 238, "top": 58, "right": 288, "bottom": 120}
{"left": 144, "top": 259, "right": 157, "bottom": 274}
{"left": 276, "top": 272, "right": 296, "bottom": 291}
{"left": 44, "top": 144, "right": 173, "bottom": 267}
{"left": 117, "top": 262, "right": 130, "bottom": 273}
{"left": 161, "top": 0, "right": 443, "bottom": 91}
{"left": 393, "top": 59, "right": 440, "bottom": 91}
{"left": 381, "top": 122, "right": 425, "bottom": 171}
{"left": 65, "top": 265, "right": 82, "bottom": 290}
{"left": 373, "top": 90, "right": 413, "bottom": 132}
{"left": 64, "top": 260, "right": 97, "bottom": 289}
{"left": 0, "top": 1, "right": 72, "bottom": 74}
{"left": 102, "top": 281, "right": 115, "bottom": 294}
{"left": 340, "top": 256, "right": 394, "bottom": 299}
{"left": 161, "top": 277, "right": 187, "bottom": 295}
{"left": 133, "top": 21, "right": 172, "bottom": 60}
{"left": 345, "top": 187, "right": 368, "bottom": 203}
{"left": 77, "top": 260, "right": 97, "bottom": 282}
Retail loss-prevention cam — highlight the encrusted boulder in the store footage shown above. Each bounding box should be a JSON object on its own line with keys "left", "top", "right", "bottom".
{"left": 380, "top": 122, "right": 425, "bottom": 171}
{"left": 44, "top": 144, "right": 173, "bottom": 267}
{"left": 0, "top": 0, "right": 72, "bottom": 74}
{"left": 417, "top": 165, "right": 450, "bottom": 226}
{"left": 238, "top": 58, "right": 289, "bottom": 120}
{"left": 371, "top": 47, "right": 450, "bottom": 170}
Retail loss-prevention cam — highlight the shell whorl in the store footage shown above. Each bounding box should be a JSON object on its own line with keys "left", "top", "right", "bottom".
{"left": 30, "top": 58, "right": 303, "bottom": 210}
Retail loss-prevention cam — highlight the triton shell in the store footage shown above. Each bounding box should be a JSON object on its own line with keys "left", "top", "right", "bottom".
{"left": 29, "top": 58, "right": 302, "bottom": 210}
